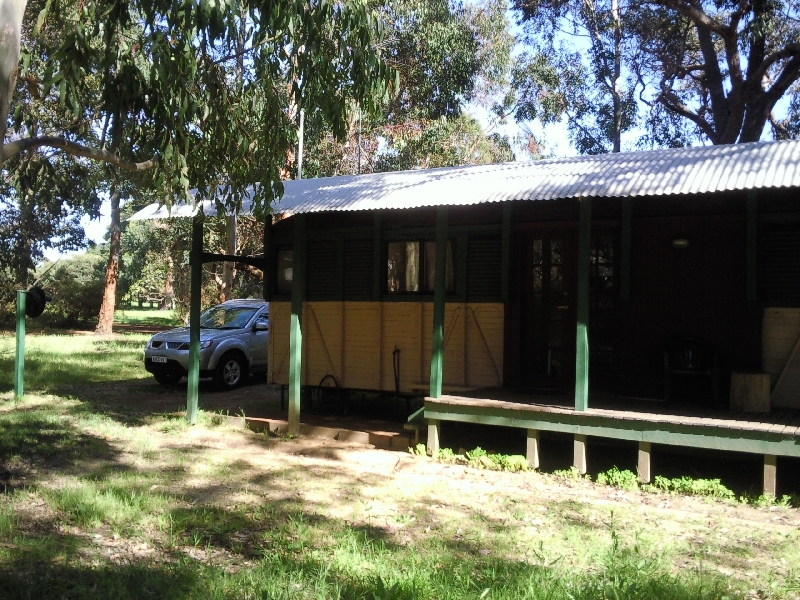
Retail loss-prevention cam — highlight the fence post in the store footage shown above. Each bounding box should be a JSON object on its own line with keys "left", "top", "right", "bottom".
{"left": 14, "top": 290, "right": 26, "bottom": 400}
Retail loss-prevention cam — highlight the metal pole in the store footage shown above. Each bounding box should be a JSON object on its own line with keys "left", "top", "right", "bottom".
{"left": 187, "top": 216, "right": 203, "bottom": 424}
{"left": 14, "top": 290, "right": 26, "bottom": 400}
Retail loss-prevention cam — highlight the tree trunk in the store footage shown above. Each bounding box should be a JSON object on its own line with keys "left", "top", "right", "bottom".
{"left": 0, "top": 0, "right": 27, "bottom": 157}
{"left": 163, "top": 254, "right": 174, "bottom": 309}
{"left": 611, "top": 0, "right": 622, "bottom": 153}
{"left": 220, "top": 214, "right": 236, "bottom": 302}
{"left": 95, "top": 189, "right": 121, "bottom": 335}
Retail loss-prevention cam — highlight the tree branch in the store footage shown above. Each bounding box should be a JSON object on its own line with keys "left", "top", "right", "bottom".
{"left": 657, "top": 0, "right": 727, "bottom": 35}
{"left": 763, "top": 55, "right": 800, "bottom": 106}
{"left": 752, "top": 43, "right": 800, "bottom": 85}
{"left": 658, "top": 91, "right": 719, "bottom": 142}
{"left": 1, "top": 136, "right": 157, "bottom": 170}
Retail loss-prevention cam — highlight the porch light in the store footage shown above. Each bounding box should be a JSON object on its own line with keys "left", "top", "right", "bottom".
{"left": 671, "top": 238, "right": 690, "bottom": 249}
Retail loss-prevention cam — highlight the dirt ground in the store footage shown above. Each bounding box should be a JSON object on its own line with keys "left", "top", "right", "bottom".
{"left": 63, "top": 371, "right": 800, "bottom": 497}
{"left": 26, "top": 413, "right": 800, "bottom": 592}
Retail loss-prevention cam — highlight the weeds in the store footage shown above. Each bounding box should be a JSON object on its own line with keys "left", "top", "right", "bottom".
{"left": 410, "top": 445, "right": 530, "bottom": 472}
{"left": 553, "top": 466, "right": 590, "bottom": 481}
{"left": 596, "top": 467, "right": 639, "bottom": 490}
{"left": 646, "top": 475, "right": 736, "bottom": 500}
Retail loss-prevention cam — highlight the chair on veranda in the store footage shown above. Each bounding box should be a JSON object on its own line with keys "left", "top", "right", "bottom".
{"left": 664, "top": 336, "right": 720, "bottom": 405}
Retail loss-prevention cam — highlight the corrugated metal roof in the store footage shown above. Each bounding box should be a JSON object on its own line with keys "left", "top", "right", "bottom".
{"left": 129, "top": 139, "right": 800, "bottom": 220}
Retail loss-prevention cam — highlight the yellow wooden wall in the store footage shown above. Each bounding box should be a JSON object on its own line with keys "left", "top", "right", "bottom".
{"left": 763, "top": 307, "right": 800, "bottom": 408}
{"left": 269, "top": 301, "right": 504, "bottom": 393}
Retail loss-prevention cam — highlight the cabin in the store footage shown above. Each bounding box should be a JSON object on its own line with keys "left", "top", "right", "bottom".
{"left": 132, "top": 139, "right": 800, "bottom": 494}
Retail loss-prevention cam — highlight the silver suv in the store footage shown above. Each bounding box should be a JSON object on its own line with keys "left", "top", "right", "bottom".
{"left": 144, "top": 299, "right": 269, "bottom": 390}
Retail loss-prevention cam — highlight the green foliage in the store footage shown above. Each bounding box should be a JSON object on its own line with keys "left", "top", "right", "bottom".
{"left": 35, "top": 254, "right": 106, "bottom": 328}
{"left": 8, "top": 0, "right": 395, "bottom": 216}
{"left": 553, "top": 466, "right": 590, "bottom": 481}
{"left": 303, "top": 0, "right": 515, "bottom": 178}
{"left": 647, "top": 476, "right": 735, "bottom": 501}
{"left": 409, "top": 443, "right": 427, "bottom": 456}
{"left": 512, "top": 0, "right": 800, "bottom": 148}
{"left": 417, "top": 445, "right": 530, "bottom": 472}
{"left": 596, "top": 467, "right": 640, "bottom": 491}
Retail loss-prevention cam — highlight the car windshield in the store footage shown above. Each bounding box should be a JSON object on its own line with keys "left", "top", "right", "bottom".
{"left": 199, "top": 306, "right": 258, "bottom": 330}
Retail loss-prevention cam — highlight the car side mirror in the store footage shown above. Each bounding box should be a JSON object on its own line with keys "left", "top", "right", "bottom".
{"left": 253, "top": 322, "right": 269, "bottom": 332}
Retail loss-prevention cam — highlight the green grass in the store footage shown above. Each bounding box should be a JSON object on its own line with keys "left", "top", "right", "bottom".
{"left": 0, "top": 333, "right": 150, "bottom": 392}
{"left": 114, "top": 308, "right": 180, "bottom": 327}
{"left": 0, "top": 334, "right": 798, "bottom": 599}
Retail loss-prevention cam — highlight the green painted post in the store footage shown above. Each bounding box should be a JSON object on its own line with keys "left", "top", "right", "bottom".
{"left": 288, "top": 214, "right": 306, "bottom": 435}
{"left": 262, "top": 217, "right": 271, "bottom": 301}
{"left": 575, "top": 198, "right": 592, "bottom": 412}
{"left": 746, "top": 190, "right": 758, "bottom": 303}
{"left": 14, "top": 290, "right": 26, "bottom": 400}
{"left": 620, "top": 197, "right": 632, "bottom": 301}
{"left": 501, "top": 203, "right": 512, "bottom": 302}
{"left": 187, "top": 216, "right": 203, "bottom": 424}
{"left": 429, "top": 207, "right": 448, "bottom": 398}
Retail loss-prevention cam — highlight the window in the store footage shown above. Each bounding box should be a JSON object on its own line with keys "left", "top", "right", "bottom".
{"left": 387, "top": 240, "right": 454, "bottom": 294}
{"left": 199, "top": 306, "right": 259, "bottom": 329}
{"left": 589, "top": 235, "right": 617, "bottom": 376}
{"left": 276, "top": 249, "right": 293, "bottom": 295}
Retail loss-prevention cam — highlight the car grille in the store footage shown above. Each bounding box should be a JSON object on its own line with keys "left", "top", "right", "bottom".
{"left": 166, "top": 341, "right": 190, "bottom": 350}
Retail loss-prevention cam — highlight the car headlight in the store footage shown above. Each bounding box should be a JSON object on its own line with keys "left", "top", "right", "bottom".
{"left": 199, "top": 340, "right": 214, "bottom": 349}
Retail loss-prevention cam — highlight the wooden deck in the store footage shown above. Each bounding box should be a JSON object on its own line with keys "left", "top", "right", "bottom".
{"left": 423, "top": 389, "right": 800, "bottom": 464}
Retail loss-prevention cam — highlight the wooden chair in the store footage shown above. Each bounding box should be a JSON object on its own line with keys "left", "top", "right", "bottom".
{"left": 664, "top": 337, "right": 719, "bottom": 405}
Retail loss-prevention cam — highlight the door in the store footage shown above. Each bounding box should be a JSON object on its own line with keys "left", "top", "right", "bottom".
{"left": 520, "top": 233, "right": 575, "bottom": 390}
{"left": 250, "top": 310, "right": 270, "bottom": 370}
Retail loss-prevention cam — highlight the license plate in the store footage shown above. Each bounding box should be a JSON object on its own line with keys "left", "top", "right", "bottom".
{"left": 151, "top": 356, "right": 168, "bottom": 364}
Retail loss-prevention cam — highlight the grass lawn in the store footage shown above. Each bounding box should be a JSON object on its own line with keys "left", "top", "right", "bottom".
{"left": 1, "top": 334, "right": 799, "bottom": 599}
{"left": 114, "top": 308, "right": 180, "bottom": 328}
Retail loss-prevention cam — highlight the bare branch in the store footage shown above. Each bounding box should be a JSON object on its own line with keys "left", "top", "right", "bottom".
{"left": 658, "top": 91, "right": 718, "bottom": 142}
{"left": 752, "top": 43, "right": 800, "bottom": 86}
{"left": 1, "top": 136, "right": 157, "bottom": 170}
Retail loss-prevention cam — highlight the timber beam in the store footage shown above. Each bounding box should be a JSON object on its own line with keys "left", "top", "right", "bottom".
{"left": 638, "top": 441, "right": 652, "bottom": 483}
{"left": 201, "top": 252, "right": 266, "bottom": 270}
{"left": 526, "top": 429, "right": 540, "bottom": 470}
{"left": 423, "top": 399, "right": 800, "bottom": 458}
{"left": 764, "top": 454, "right": 777, "bottom": 496}
{"left": 574, "top": 434, "right": 587, "bottom": 474}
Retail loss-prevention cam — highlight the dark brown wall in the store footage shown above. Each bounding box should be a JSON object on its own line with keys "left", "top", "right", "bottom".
{"left": 621, "top": 213, "right": 761, "bottom": 398}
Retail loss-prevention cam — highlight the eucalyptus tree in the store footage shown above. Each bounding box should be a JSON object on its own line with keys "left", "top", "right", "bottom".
{"left": 510, "top": 0, "right": 640, "bottom": 154}
{"left": 512, "top": 0, "right": 800, "bottom": 150}
{"left": 1, "top": 0, "right": 393, "bottom": 332}
{"left": 632, "top": 0, "right": 800, "bottom": 144}
{"left": 302, "top": 0, "right": 515, "bottom": 177}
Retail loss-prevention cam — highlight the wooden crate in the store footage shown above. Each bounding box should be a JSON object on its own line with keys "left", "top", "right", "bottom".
{"left": 730, "top": 372, "right": 771, "bottom": 412}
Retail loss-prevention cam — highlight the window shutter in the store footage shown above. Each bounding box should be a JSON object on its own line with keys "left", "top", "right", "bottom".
{"left": 761, "top": 223, "right": 800, "bottom": 307}
{"left": 307, "top": 241, "right": 337, "bottom": 300}
{"left": 344, "top": 239, "right": 374, "bottom": 300}
{"left": 466, "top": 235, "right": 502, "bottom": 301}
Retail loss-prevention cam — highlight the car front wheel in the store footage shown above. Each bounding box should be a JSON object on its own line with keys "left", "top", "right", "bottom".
{"left": 214, "top": 353, "right": 246, "bottom": 390}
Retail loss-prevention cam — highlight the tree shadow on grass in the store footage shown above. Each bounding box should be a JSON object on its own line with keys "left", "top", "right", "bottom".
{"left": 0, "top": 559, "right": 199, "bottom": 600}
{"left": 0, "top": 406, "right": 121, "bottom": 481}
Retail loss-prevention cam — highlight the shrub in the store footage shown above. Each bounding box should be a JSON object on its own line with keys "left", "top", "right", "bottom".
{"left": 596, "top": 467, "right": 639, "bottom": 491}
{"left": 36, "top": 254, "right": 106, "bottom": 328}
